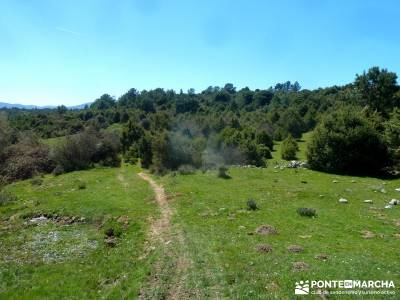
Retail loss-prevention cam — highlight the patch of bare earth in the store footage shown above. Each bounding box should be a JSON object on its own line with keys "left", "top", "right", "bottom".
{"left": 138, "top": 172, "right": 194, "bottom": 300}
{"left": 255, "top": 224, "right": 278, "bottom": 236}
{"left": 256, "top": 244, "right": 273, "bottom": 253}
{"left": 315, "top": 253, "right": 329, "bottom": 261}
{"left": 361, "top": 230, "right": 375, "bottom": 239}
{"left": 287, "top": 245, "right": 303, "bottom": 253}
{"left": 292, "top": 261, "right": 310, "bottom": 272}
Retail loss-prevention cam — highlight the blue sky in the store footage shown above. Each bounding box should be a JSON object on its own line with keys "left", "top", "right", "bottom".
{"left": 1, "top": 0, "right": 399, "bottom": 106}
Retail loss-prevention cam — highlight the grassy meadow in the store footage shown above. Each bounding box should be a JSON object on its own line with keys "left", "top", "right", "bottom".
{"left": 157, "top": 136, "right": 400, "bottom": 299}
{"left": 1, "top": 135, "right": 400, "bottom": 299}
{"left": 0, "top": 165, "right": 157, "bottom": 299}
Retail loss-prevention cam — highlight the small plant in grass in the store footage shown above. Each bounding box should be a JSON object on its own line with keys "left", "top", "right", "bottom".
{"left": 103, "top": 220, "right": 123, "bottom": 238}
{"left": 31, "top": 177, "right": 43, "bottom": 186}
{"left": 247, "top": 199, "right": 259, "bottom": 210}
{"left": 52, "top": 165, "right": 64, "bottom": 176}
{"left": 104, "top": 226, "right": 122, "bottom": 238}
{"left": 78, "top": 182, "right": 86, "bottom": 190}
{"left": 178, "top": 164, "right": 196, "bottom": 175}
{"left": 217, "top": 166, "right": 230, "bottom": 179}
{"left": 297, "top": 207, "right": 317, "bottom": 217}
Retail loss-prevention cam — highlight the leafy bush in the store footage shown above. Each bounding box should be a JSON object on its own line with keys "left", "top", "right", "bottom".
{"left": 297, "top": 207, "right": 317, "bottom": 217}
{"left": 178, "top": 164, "right": 196, "bottom": 175}
{"left": 247, "top": 199, "right": 259, "bottom": 210}
{"left": 307, "top": 108, "right": 390, "bottom": 175}
{"left": 104, "top": 223, "right": 122, "bottom": 238}
{"left": 217, "top": 166, "right": 230, "bottom": 179}
{"left": 52, "top": 131, "right": 97, "bottom": 172}
{"left": 52, "top": 165, "right": 64, "bottom": 176}
{"left": 281, "top": 135, "right": 299, "bottom": 160}
{"left": 0, "top": 136, "right": 53, "bottom": 181}
{"left": 52, "top": 129, "right": 121, "bottom": 172}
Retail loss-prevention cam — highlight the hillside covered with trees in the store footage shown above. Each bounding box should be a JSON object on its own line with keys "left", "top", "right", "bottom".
{"left": 1, "top": 66, "right": 400, "bottom": 183}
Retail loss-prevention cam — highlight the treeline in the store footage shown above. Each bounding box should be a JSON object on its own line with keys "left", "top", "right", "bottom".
{"left": 1, "top": 66, "right": 400, "bottom": 180}
{"left": 0, "top": 116, "right": 120, "bottom": 183}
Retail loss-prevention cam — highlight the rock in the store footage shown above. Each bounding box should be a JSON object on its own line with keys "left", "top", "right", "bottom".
{"left": 292, "top": 261, "right": 310, "bottom": 271}
{"left": 332, "top": 180, "right": 338, "bottom": 183}
{"left": 361, "top": 230, "right": 375, "bottom": 239}
{"left": 315, "top": 253, "right": 329, "bottom": 260}
{"left": 256, "top": 244, "right": 273, "bottom": 253}
{"left": 30, "top": 215, "right": 48, "bottom": 224}
{"left": 287, "top": 245, "right": 303, "bottom": 253}
{"left": 255, "top": 225, "right": 278, "bottom": 236}
{"left": 395, "top": 188, "right": 400, "bottom": 192}
{"left": 274, "top": 160, "right": 307, "bottom": 169}
{"left": 364, "top": 200, "right": 373, "bottom": 203}
{"left": 287, "top": 160, "right": 307, "bottom": 168}
{"left": 104, "top": 237, "right": 117, "bottom": 247}
{"left": 389, "top": 199, "right": 399, "bottom": 205}
{"left": 385, "top": 205, "right": 394, "bottom": 209}
{"left": 299, "top": 235, "right": 312, "bottom": 239}
{"left": 117, "top": 215, "right": 130, "bottom": 224}
{"left": 380, "top": 188, "right": 387, "bottom": 194}
{"left": 339, "top": 198, "right": 348, "bottom": 204}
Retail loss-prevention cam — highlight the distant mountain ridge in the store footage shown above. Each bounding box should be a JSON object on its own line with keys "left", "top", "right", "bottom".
{"left": 0, "top": 102, "right": 92, "bottom": 110}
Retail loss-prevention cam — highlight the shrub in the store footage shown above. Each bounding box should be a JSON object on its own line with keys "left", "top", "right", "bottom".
{"left": 281, "top": 135, "right": 299, "bottom": 160}
{"left": 256, "top": 130, "right": 273, "bottom": 151}
{"left": 52, "top": 131, "right": 97, "bottom": 172}
{"left": 0, "top": 137, "right": 53, "bottom": 181}
{"left": 78, "top": 182, "right": 86, "bottom": 190}
{"left": 217, "top": 166, "right": 230, "bottom": 179}
{"left": 104, "top": 224, "right": 122, "bottom": 238}
{"left": 307, "top": 108, "right": 390, "bottom": 175}
{"left": 52, "top": 165, "right": 64, "bottom": 176}
{"left": 31, "top": 177, "right": 43, "bottom": 186}
{"left": 93, "top": 131, "right": 121, "bottom": 167}
{"left": 297, "top": 207, "right": 317, "bottom": 217}
{"left": 247, "top": 199, "right": 259, "bottom": 210}
{"left": 52, "top": 129, "right": 121, "bottom": 172}
{"left": 178, "top": 164, "right": 196, "bottom": 175}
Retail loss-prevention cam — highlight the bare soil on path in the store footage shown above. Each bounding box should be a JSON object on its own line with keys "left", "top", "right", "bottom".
{"left": 138, "top": 172, "right": 194, "bottom": 300}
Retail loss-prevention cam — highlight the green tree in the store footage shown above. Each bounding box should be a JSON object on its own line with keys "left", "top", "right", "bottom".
{"left": 281, "top": 135, "right": 299, "bottom": 160}
{"left": 355, "top": 67, "right": 399, "bottom": 114}
{"left": 91, "top": 94, "right": 116, "bottom": 110}
{"left": 307, "top": 107, "right": 390, "bottom": 175}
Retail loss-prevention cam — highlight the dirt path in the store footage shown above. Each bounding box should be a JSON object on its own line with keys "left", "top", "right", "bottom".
{"left": 138, "top": 172, "right": 172, "bottom": 242}
{"left": 138, "top": 172, "right": 193, "bottom": 300}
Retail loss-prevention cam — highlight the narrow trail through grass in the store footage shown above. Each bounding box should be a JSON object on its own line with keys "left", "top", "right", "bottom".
{"left": 138, "top": 172, "right": 193, "bottom": 300}
{"left": 138, "top": 172, "right": 172, "bottom": 244}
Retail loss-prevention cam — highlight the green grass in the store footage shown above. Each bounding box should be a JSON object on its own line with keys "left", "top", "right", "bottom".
{"left": 3, "top": 132, "right": 400, "bottom": 299}
{"left": 0, "top": 165, "right": 157, "bottom": 299}
{"left": 270, "top": 132, "right": 312, "bottom": 163}
{"left": 42, "top": 135, "right": 66, "bottom": 147}
{"left": 158, "top": 133, "right": 400, "bottom": 299}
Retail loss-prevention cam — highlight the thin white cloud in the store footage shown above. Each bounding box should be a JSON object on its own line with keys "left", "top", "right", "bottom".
{"left": 56, "top": 27, "right": 81, "bottom": 36}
